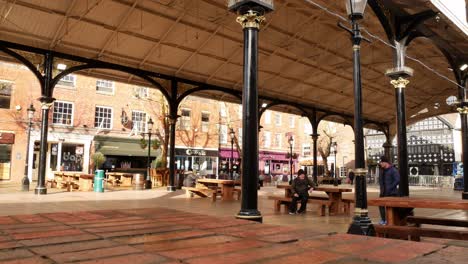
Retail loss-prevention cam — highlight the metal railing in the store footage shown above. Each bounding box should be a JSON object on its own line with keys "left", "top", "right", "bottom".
{"left": 369, "top": 174, "right": 455, "bottom": 188}
{"left": 408, "top": 175, "right": 455, "bottom": 188}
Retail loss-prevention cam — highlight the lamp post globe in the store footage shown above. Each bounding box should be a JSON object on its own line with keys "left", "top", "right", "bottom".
{"left": 22, "top": 103, "right": 36, "bottom": 191}
{"left": 145, "top": 118, "right": 154, "bottom": 189}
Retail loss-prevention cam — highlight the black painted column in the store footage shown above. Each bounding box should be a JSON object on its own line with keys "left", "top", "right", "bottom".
{"left": 235, "top": 8, "right": 266, "bottom": 223}
{"left": 167, "top": 80, "right": 177, "bottom": 192}
{"left": 311, "top": 134, "right": 319, "bottom": 184}
{"left": 458, "top": 78, "right": 468, "bottom": 199}
{"left": 347, "top": 19, "right": 374, "bottom": 236}
{"left": 383, "top": 141, "right": 392, "bottom": 162}
{"left": 35, "top": 53, "right": 55, "bottom": 195}
{"left": 389, "top": 76, "right": 410, "bottom": 197}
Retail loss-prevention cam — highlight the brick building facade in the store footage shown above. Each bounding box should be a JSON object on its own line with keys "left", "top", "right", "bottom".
{"left": 0, "top": 61, "right": 355, "bottom": 184}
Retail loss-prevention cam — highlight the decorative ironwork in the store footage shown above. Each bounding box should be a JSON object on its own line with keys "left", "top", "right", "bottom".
{"left": 390, "top": 77, "right": 410, "bottom": 89}
{"left": 236, "top": 10, "right": 265, "bottom": 29}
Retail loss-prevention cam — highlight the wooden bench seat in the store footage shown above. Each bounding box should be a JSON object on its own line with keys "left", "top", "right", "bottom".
{"left": 342, "top": 197, "right": 355, "bottom": 214}
{"left": 406, "top": 216, "right": 468, "bottom": 228}
{"left": 268, "top": 195, "right": 332, "bottom": 216}
{"left": 182, "top": 187, "right": 217, "bottom": 202}
{"left": 374, "top": 225, "right": 468, "bottom": 241}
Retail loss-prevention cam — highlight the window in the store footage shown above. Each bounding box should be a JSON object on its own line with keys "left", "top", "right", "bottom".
{"left": 57, "top": 74, "right": 76, "bottom": 87}
{"left": 302, "top": 144, "right": 311, "bottom": 157}
{"left": 94, "top": 106, "right": 113, "bottom": 129}
{"left": 179, "top": 109, "right": 191, "bottom": 130}
{"left": 263, "top": 132, "right": 271, "bottom": 148}
{"left": 264, "top": 111, "right": 271, "bottom": 124}
{"left": 0, "top": 81, "right": 12, "bottom": 109}
{"left": 96, "top": 79, "right": 114, "bottom": 94}
{"left": 133, "top": 86, "right": 149, "bottom": 99}
{"left": 238, "top": 127, "right": 242, "bottom": 145}
{"left": 52, "top": 101, "right": 73, "bottom": 126}
{"left": 201, "top": 112, "right": 210, "bottom": 132}
{"left": 273, "top": 133, "right": 282, "bottom": 148}
{"left": 131, "top": 111, "right": 146, "bottom": 133}
{"left": 220, "top": 125, "right": 228, "bottom": 144}
{"left": 274, "top": 113, "right": 281, "bottom": 126}
{"left": 289, "top": 116, "right": 295, "bottom": 128}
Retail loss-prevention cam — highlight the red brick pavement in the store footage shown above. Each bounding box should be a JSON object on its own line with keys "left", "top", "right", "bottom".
{"left": 0, "top": 208, "right": 465, "bottom": 263}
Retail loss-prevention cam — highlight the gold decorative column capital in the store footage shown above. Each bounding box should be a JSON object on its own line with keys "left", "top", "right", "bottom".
{"left": 236, "top": 10, "right": 265, "bottom": 29}
{"left": 354, "top": 168, "right": 367, "bottom": 176}
{"left": 353, "top": 45, "right": 360, "bottom": 51}
{"left": 390, "top": 77, "right": 410, "bottom": 89}
{"left": 40, "top": 102, "right": 53, "bottom": 110}
{"left": 457, "top": 106, "right": 468, "bottom": 114}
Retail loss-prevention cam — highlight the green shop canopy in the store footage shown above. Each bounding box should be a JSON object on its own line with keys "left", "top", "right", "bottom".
{"left": 94, "top": 136, "right": 160, "bottom": 157}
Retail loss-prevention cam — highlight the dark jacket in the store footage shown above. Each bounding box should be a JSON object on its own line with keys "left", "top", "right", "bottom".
{"left": 291, "top": 177, "right": 314, "bottom": 195}
{"left": 379, "top": 165, "right": 400, "bottom": 196}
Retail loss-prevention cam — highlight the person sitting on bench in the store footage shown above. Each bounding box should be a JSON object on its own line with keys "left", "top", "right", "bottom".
{"left": 289, "top": 169, "right": 315, "bottom": 215}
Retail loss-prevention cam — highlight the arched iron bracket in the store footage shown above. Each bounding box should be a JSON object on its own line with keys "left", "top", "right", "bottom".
{"left": 176, "top": 85, "right": 242, "bottom": 107}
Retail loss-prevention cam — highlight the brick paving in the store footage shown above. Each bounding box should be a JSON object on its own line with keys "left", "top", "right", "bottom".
{"left": 0, "top": 207, "right": 466, "bottom": 263}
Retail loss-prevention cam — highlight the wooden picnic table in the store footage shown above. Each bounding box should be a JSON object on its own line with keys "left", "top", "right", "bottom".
{"left": 368, "top": 197, "right": 468, "bottom": 226}
{"left": 276, "top": 184, "right": 352, "bottom": 215}
{"left": 196, "top": 178, "right": 240, "bottom": 201}
{"left": 314, "top": 186, "right": 352, "bottom": 215}
{"left": 106, "top": 172, "right": 134, "bottom": 187}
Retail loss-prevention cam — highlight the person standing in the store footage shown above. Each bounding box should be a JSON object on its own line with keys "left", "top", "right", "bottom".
{"left": 289, "top": 169, "right": 315, "bottom": 215}
{"left": 378, "top": 156, "right": 400, "bottom": 225}
{"left": 348, "top": 169, "right": 355, "bottom": 185}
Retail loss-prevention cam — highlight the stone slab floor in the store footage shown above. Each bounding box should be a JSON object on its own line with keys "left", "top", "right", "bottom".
{"left": 0, "top": 183, "right": 467, "bottom": 263}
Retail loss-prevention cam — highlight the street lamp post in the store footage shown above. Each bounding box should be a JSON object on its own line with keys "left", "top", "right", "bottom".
{"left": 229, "top": 128, "right": 235, "bottom": 180}
{"left": 288, "top": 136, "right": 293, "bottom": 183}
{"left": 341, "top": 0, "right": 375, "bottom": 236}
{"left": 144, "top": 118, "right": 154, "bottom": 189}
{"left": 21, "top": 104, "right": 36, "bottom": 192}
{"left": 331, "top": 142, "right": 338, "bottom": 186}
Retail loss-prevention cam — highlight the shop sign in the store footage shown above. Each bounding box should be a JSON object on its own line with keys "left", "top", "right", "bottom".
{"left": 175, "top": 148, "right": 218, "bottom": 157}
{"left": 76, "top": 146, "right": 84, "bottom": 155}
{"left": 0, "top": 132, "right": 15, "bottom": 144}
{"left": 186, "top": 149, "right": 206, "bottom": 156}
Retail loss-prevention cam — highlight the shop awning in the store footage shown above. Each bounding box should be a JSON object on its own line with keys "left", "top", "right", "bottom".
{"left": 94, "top": 136, "right": 160, "bottom": 157}
{"left": 219, "top": 148, "right": 239, "bottom": 159}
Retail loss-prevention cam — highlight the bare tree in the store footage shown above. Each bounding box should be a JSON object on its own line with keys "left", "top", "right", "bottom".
{"left": 317, "top": 122, "right": 338, "bottom": 176}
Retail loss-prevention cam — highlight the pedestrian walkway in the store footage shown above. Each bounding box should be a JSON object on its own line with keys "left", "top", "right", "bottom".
{"left": 0, "top": 206, "right": 466, "bottom": 263}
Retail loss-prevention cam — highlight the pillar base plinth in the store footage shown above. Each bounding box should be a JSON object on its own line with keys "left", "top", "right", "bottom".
{"left": 236, "top": 210, "right": 262, "bottom": 223}
{"left": 462, "top": 192, "right": 468, "bottom": 200}
{"left": 347, "top": 215, "right": 375, "bottom": 236}
{"left": 167, "top": 186, "right": 176, "bottom": 192}
{"left": 144, "top": 181, "right": 152, "bottom": 190}
{"left": 34, "top": 187, "right": 47, "bottom": 195}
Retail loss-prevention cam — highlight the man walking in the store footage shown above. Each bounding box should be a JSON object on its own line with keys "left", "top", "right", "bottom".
{"left": 378, "top": 156, "right": 400, "bottom": 225}
{"left": 289, "top": 169, "right": 315, "bottom": 214}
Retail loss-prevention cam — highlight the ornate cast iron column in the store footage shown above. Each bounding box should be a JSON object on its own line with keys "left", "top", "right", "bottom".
{"left": 387, "top": 73, "right": 411, "bottom": 197}
{"left": 383, "top": 141, "right": 393, "bottom": 162}
{"left": 229, "top": 0, "right": 273, "bottom": 223}
{"left": 167, "top": 80, "right": 178, "bottom": 192}
{"left": 457, "top": 77, "right": 468, "bottom": 199}
{"left": 35, "top": 53, "right": 55, "bottom": 195}
{"left": 311, "top": 133, "right": 319, "bottom": 184}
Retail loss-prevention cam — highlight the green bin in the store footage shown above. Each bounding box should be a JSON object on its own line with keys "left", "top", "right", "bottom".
{"left": 93, "top": 170, "right": 104, "bottom": 192}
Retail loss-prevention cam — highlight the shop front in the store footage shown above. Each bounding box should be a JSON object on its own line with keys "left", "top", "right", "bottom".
{"left": 175, "top": 147, "right": 218, "bottom": 177}
{"left": 29, "top": 132, "right": 92, "bottom": 181}
{"left": 259, "top": 150, "right": 297, "bottom": 182}
{"left": 94, "top": 135, "right": 159, "bottom": 172}
{"left": 0, "top": 132, "right": 15, "bottom": 181}
{"left": 219, "top": 148, "right": 240, "bottom": 179}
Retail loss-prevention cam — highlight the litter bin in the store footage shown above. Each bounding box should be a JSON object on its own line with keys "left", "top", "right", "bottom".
{"left": 93, "top": 170, "right": 104, "bottom": 192}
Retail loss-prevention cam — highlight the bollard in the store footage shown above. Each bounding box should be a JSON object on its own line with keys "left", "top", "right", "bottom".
{"left": 93, "top": 170, "right": 104, "bottom": 192}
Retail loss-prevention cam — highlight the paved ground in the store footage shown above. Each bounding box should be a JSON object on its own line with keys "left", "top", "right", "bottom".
{"left": 0, "top": 183, "right": 467, "bottom": 263}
